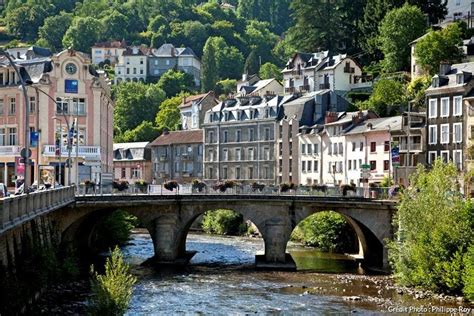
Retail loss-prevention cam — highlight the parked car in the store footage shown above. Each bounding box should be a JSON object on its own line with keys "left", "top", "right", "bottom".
{"left": 0, "top": 183, "right": 10, "bottom": 198}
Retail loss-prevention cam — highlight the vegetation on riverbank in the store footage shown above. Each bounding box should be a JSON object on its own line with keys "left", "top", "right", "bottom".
{"left": 201, "top": 209, "right": 248, "bottom": 236}
{"left": 389, "top": 160, "right": 474, "bottom": 300}
{"left": 94, "top": 210, "right": 138, "bottom": 250}
{"left": 291, "top": 211, "right": 357, "bottom": 253}
{"left": 89, "top": 246, "right": 136, "bottom": 315}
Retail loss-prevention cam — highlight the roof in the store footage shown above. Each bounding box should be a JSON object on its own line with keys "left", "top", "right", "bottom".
{"left": 93, "top": 40, "right": 127, "bottom": 49}
{"left": 179, "top": 92, "right": 211, "bottom": 109}
{"left": 344, "top": 116, "right": 402, "bottom": 135}
{"left": 176, "top": 47, "right": 197, "bottom": 58}
{"left": 123, "top": 46, "right": 149, "bottom": 56}
{"left": 324, "top": 110, "right": 370, "bottom": 126}
{"left": 113, "top": 142, "right": 149, "bottom": 150}
{"left": 426, "top": 61, "right": 474, "bottom": 91}
{"left": 149, "top": 130, "right": 203, "bottom": 146}
{"left": 150, "top": 44, "right": 197, "bottom": 58}
{"left": 6, "top": 46, "right": 52, "bottom": 60}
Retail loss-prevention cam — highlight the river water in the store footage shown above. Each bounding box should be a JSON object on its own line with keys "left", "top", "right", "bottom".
{"left": 118, "top": 231, "right": 471, "bottom": 315}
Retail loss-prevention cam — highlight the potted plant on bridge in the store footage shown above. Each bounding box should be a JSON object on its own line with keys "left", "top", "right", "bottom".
{"left": 84, "top": 180, "right": 95, "bottom": 194}
{"left": 192, "top": 179, "right": 206, "bottom": 192}
{"left": 280, "top": 182, "right": 295, "bottom": 193}
{"left": 164, "top": 180, "right": 178, "bottom": 191}
{"left": 340, "top": 182, "right": 356, "bottom": 196}
{"left": 135, "top": 179, "right": 148, "bottom": 193}
{"left": 311, "top": 184, "right": 327, "bottom": 194}
{"left": 251, "top": 182, "right": 265, "bottom": 192}
{"left": 113, "top": 180, "right": 129, "bottom": 192}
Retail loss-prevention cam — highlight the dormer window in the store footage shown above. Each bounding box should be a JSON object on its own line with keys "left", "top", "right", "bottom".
{"left": 456, "top": 73, "right": 464, "bottom": 84}
{"left": 432, "top": 77, "right": 439, "bottom": 88}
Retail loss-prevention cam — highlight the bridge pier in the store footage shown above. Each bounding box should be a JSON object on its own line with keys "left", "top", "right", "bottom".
{"left": 256, "top": 218, "right": 296, "bottom": 271}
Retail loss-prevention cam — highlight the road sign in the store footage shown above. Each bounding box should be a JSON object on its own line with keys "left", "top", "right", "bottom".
{"left": 20, "top": 147, "right": 32, "bottom": 158}
{"left": 361, "top": 164, "right": 371, "bottom": 169}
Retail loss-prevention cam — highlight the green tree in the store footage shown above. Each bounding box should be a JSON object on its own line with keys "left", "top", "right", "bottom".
{"left": 406, "top": 75, "right": 431, "bottom": 107}
{"left": 201, "top": 209, "right": 246, "bottom": 235}
{"left": 463, "top": 244, "right": 474, "bottom": 300}
{"left": 378, "top": 3, "right": 427, "bottom": 72}
{"left": 6, "top": 4, "right": 51, "bottom": 40}
{"left": 101, "top": 10, "right": 129, "bottom": 41}
{"left": 89, "top": 246, "right": 137, "bottom": 315}
{"left": 155, "top": 95, "right": 183, "bottom": 131}
{"left": 38, "top": 13, "right": 73, "bottom": 52}
{"left": 114, "top": 82, "right": 166, "bottom": 135}
{"left": 244, "top": 20, "right": 278, "bottom": 63}
{"left": 414, "top": 23, "right": 464, "bottom": 76}
{"left": 259, "top": 62, "right": 282, "bottom": 81}
{"left": 360, "top": 78, "right": 406, "bottom": 116}
{"left": 201, "top": 37, "right": 219, "bottom": 92}
{"left": 157, "top": 70, "right": 195, "bottom": 97}
{"left": 169, "top": 20, "right": 208, "bottom": 57}
{"left": 62, "top": 17, "right": 102, "bottom": 52}
{"left": 74, "top": 0, "right": 110, "bottom": 18}
{"left": 121, "top": 121, "right": 160, "bottom": 143}
{"left": 237, "top": 0, "right": 291, "bottom": 34}
{"left": 215, "top": 79, "right": 237, "bottom": 96}
{"left": 389, "top": 160, "right": 474, "bottom": 294}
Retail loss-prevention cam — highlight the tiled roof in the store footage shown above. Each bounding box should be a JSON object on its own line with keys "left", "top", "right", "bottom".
{"left": 344, "top": 116, "right": 402, "bottom": 135}
{"left": 93, "top": 40, "right": 127, "bottom": 48}
{"left": 179, "top": 92, "right": 210, "bottom": 108}
{"left": 149, "top": 130, "right": 203, "bottom": 146}
{"left": 123, "top": 46, "right": 149, "bottom": 56}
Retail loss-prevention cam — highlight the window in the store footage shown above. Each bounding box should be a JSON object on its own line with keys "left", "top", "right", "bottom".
{"left": 453, "top": 150, "right": 462, "bottom": 170}
{"left": 9, "top": 97, "right": 15, "bottom": 115}
{"left": 140, "top": 69, "right": 143, "bottom": 75}
{"left": 339, "top": 143, "right": 343, "bottom": 155}
{"left": 8, "top": 128, "right": 16, "bottom": 145}
{"left": 328, "top": 162, "right": 332, "bottom": 173}
{"left": 384, "top": 141, "right": 390, "bottom": 152}
{"left": 313, "top": 160, "right": 318, "bottom": 172}
{"left": 348, "top": 160, "right": 352, "bottom": 170}
{"left": 56, "top": 98, "right": 68, "bottom": 114}
{"left": 352, "top": 142, "right": 356, "bottom": 151}
{"left": 338, "top": 162, "right": 343, "bottom": 173}
{"left": 328, "top": 143, "right": 332, "bottom": 155}
{"left": 429, "top": 125, "right": 437, "bottom": 144}
{"left": 440, "top": 97, "right": 449, "bottom": 117}
{"left": 0, "top": 128, "right": 5, "bottom": 145}
{"left": 307, "top": 144, "right": 312, "bottom": 154}
{"left": 428, "top": 151, "right": 437, "bottom": 164}
{"left": 121, "top": 168, "right": 126, "bottom": 178}
{"left": 235, "top": 148, "right": 241, "bottom": 161}
{"left": 208, "top": 149, "right": 214, "bottom": 161}
{"left": 248, "top": 167, "right": 254, "bottom": 179}
{"left": 235, "top": 167, "right": 241, "bottom": 179}
{"left": 223, "top": 149, "right": 228, "bottom": 161}
{"left": 289, "top": 159, "right": 292, "bottom": 172}
{"left": 72, "top": 98, "right": 86, "bottom": 115}
{"left": 370, "top": 142, "right": 376, "bottom": 153}
{"left": 263, "top": 147, "right": 270, "bottom": 160}
{"left": 126, "top": 58, "right": 130, "bottom": 64}
{"left": 29, "top": 96, "right": 35, "bottom": 113}
{"left": 126, "top": 68, "right": 130, "bottom": 74}
{"left": 0, "top": 99, "right": 3, "bottom": 115}
{"left": 333, "top": 143, "right": 338, "bottom": 155}
{"left": 354, "top": 159, "right": 357, "bottom": 170}
{"left": 440, "top": 150, "right": 449, "bottom": 163}
{"left": 140, "top": 58, "right": 144, "bottom": 65}
{"left": 208, "top": 131, "right": 214, "bottom": 143}
{"left": 236, "top": 130, "right": 241, "bottom": 142}
{"left": 301, "top": 144, "right": 306, "bottom": 154}
{"left": 302, "top": 161, "right": 306, "bottom": 172}
{"left": 453, "top": 123, "right": 462, "bottom": 143}
{"left": 208, "top": 167, "right": 214, "bottom": 179}
{"left": 133, "top": 68, "right": 137, "bottom": 74}
{"left": 249, "top": 129, "right": 254, "bottom": 141}
{"left": 453, "top": 96, "right": 462, "bottom": 116}
{"left": 264, "top": 128, "right": 271, "bottom": 140}
{"left": 166, "top": 59, "right": 170, "bottom": 65}
{"left": 384, "top": 160, "right": 389, "bottom": 171}
{"left": 314, "top": 144, "right": 319, "bottom": 154}
{"left": 360, "top": 141, "right": 363, "bottom": 151}
{"left": 440, "top": 124, "right": 449, "bottom": 144}
{"left": 307, "top": 161, "right": 312, "bottom": 172}
{"left": 370, "top": 160, "right": 376, "bottom": 171}
{"left": 248, "top": 148, "right": 254, "bottom": 160}
{"left": 223, "top": 131, "right": 228, "bottom": 143}
{"left": 429, "top": 99, "right": 437, "bottom": 118}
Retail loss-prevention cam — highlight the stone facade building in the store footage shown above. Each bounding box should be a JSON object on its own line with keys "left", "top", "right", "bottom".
{"left": 114, "top": 45, "right": 148, "bottom": 83}
{"left": 179, "top": 92, "right": 218, "bottom": 130}
{"left": 91, "top": 40, "right": 127, "bottom": 66}
{"left": 149, "top": 130, "right": 203, "bottom": 184}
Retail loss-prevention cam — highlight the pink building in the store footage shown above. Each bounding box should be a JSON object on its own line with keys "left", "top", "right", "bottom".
{"left": 0, "top": 48, "right": 114, "bottom": 188}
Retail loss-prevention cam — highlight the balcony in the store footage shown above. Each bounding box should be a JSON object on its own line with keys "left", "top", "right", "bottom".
{"left": 43, "top": 145, "right": 101, "bottom": 159}
{"left": 0, "top": 146, "right": 20, "bottom": 156}
{"left": 319, "top": 83, "right": 330, "bottom": 89}
{"left": 399, "top": 143, "right": 422, "bottom": 152}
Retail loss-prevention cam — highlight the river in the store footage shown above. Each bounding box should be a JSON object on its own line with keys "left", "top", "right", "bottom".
{"left": 117, "top": 231, "right": 470, "bottom": 315}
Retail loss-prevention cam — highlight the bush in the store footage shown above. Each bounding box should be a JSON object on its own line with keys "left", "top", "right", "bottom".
{"left": 463, "top": 244, "right": 474, "bottom": 300}
{"left": 388, "top": 160, "right": 474, "bottom": 295}
{"left": 290, "top": 211, "right": 357, "bottom": 253}
{"left": 113, "top": 181, "right": 129, "bottom": 191}
{"left": 311, "top": 184, "right": 327, "bottom": 193}
{"left": 89, "top": 247, "right": 137, "bottom": 315}
{"left": 201, "top": 209, "right": 246, "bottom": 235}
{"left": 95, "top": 210, "right": 137, "bottom": 249}
{"left": 192, "top": 179, "right": 206, "bottom": 192}
{"left": 163, "top": 180, "right": 178, "bottom": 191}
{"left": 280, "top": 182, "right": 295, "bottom": 192}
{"left": 251, "top": 182, "right": 265, "bottom": 192}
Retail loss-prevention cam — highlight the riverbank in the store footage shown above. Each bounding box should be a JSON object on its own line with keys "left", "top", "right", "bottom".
{"left": 30, "top": 232, "right": 473, "bottom": 314}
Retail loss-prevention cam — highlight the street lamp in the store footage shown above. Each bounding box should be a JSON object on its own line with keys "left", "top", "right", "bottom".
{"left": 0, "top": 49, "right": 30, "bottom": 194}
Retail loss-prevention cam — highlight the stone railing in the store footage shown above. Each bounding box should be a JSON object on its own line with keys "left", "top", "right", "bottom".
{"left": 0, "top": 186, "right": 76, "bottom": 233}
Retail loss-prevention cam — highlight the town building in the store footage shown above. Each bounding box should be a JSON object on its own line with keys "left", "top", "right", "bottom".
{"left": 390, "top": 112, "right": 427, "bottom": 186}
{"left": 149, "top": 129, "right": 203, "bottom": 184}
{"left": 0, "top": 48, "right": 114, "bottom": 187}
{"left": 114, "top": 45, "right": 148, "bottom": 83}
{"left": 113, "top": 142, "right": 152, "bottom": 184}
{"left": 6, "top": 46, "right": 51, "bottom": 61}
{"left": 281, "top": 51, "right": 365, "bottom": 96}
{"left": 441, "top": 0, "right": 474, "bottom": 26}
{"left": 179, "top": 92, "right": 218, "bottom": 130}
{"left": 203, "top": 95, "right": 284, "bottom": 185}
{"left": 425, "top": 62, "right": 474, "bottom": 173}
{"left": 91, "top": 40, "right": 127, "bottom": 66}
{"left": 147, "top": 44, "right": 201, "bottom": 86}
{"left": 237, "top": 78, "right": 283, "bottom": 97}
{"left": 236, "top": 74, "right": 260, "bottom": 92}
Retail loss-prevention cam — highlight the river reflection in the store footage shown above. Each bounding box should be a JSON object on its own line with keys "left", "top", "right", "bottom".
{"left": 123, "top": 232, "right": 386, "bottom": 314}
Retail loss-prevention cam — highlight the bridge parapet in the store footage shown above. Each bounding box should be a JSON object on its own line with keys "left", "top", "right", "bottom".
{"left": 0, "top": 186, "right": 76, "bottom": 233}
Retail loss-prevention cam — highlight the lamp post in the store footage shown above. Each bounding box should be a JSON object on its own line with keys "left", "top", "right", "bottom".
{"left": 0, "top": 49, "right": 30, "bottom": 194}
{"left": 52, "top": 118, "right": 63, "bottom": 186}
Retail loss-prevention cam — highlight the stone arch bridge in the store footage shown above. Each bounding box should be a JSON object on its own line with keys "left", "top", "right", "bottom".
{"left": 0, "top": 188, "right": 397, "bottom": 271}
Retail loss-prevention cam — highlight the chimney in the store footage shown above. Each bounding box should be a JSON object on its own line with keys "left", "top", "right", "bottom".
{"left": 439, "top": 62, "right": 451, "bottom": 76}
{"left": 325, "top": 111, "right": 338, "bottom": 124}
{"left": 242, "top": 73, "right": 248, "bottom": 82}
{"left": 352, "top": 111, "right": 364, "bottom": 125}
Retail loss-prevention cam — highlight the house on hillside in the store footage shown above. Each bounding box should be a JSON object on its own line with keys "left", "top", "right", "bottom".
{"left": 179, "top": 92, "right": 218, "bottom": 130}
{"left": 91, "top": 40, "right": 127, "bottom": 66}
{"left": 114, "top": 45, "right": 149, "bottom": 83}
{"left": 237, "top": 78, "right": 283, "bottom": 97}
